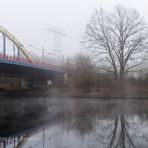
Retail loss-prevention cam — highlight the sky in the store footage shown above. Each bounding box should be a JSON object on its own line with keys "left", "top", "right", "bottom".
{"left": 0, "top": 0, "right": 147, "bottom": 58}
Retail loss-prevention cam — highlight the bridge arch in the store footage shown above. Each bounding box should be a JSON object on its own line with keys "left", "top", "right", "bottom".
{"left": 0, "top": 25, "right": 32, "bottom": 61}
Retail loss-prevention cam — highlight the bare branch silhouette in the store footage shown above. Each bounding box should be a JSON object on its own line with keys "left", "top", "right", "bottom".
{"left": 83, "top": 5, "right": 148, "bottom": 81}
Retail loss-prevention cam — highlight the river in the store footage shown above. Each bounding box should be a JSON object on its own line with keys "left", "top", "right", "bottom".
{"left": 0, "top": 97, "right": 148, "bottom": 148}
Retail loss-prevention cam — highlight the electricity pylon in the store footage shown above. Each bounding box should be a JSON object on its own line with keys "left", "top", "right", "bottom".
{"left": 46, "top": 25, "right": 66, "bottom": 57}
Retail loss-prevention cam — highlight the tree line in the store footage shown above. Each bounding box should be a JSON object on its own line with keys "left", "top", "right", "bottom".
{"left": 64, "top": 5, "right": 148, "bottom": 95}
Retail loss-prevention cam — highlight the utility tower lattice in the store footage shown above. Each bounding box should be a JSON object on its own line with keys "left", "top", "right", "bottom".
{"left": 46, "top": 25, "right": 66, "bottom": 57}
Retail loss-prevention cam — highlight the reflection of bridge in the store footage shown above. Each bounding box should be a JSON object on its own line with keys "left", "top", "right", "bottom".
{"left": 0, "top": 25, "right": 64, "bottom": 91}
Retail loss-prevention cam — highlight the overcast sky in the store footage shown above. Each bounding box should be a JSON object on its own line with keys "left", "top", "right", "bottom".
{"left": 0, "top": 0, "right": 147, "bottom": 57}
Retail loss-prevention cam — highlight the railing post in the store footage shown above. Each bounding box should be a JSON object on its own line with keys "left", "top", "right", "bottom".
{"left": 13, "top": 44, "right": 16, "bottom": 57}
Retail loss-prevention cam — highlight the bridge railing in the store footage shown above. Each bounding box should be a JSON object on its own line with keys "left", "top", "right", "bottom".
{"left": 0, "top": 53, "right": 63, "bottom": 72}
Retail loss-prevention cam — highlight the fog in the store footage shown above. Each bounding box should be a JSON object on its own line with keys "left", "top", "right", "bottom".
{"left": 0, "top": 0, "right": 147, "bottom": 57}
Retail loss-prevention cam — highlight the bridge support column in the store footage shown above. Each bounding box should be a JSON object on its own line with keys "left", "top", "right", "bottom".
{"left": 3, "top": 34, "right": 6, "bottom": 56}
{"left": 13, "top": 44, "right": 16, "bottom": 57}
{"left": 26, "top": 80, "right": 52, "bottom": 90}
{"left": 17, "top": 47, "right": 20, "bottom": 58}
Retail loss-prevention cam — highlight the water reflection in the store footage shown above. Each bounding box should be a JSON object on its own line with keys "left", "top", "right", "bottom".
{"left": 0, "top": 98, "right": 148, "bottom": 148}
{"left": 87, "top": 115, "right": 148, "bottom": 148}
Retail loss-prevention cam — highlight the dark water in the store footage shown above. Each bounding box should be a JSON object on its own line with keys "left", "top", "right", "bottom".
{"left": 0, "top": 97, "right": 148, "bottom": 148}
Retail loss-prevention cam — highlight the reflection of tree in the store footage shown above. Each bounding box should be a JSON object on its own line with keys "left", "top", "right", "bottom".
{"left": 72, "top": 110, "right": 94, "bottom": 136}
{"left": 71, "top": 101, "right": 97, "bottom": 136}
{"left": 86, "top": 114, "right": 148, "bottom": 148}
{"left": 109, "top": 115, "right": 135, "bottom": 148}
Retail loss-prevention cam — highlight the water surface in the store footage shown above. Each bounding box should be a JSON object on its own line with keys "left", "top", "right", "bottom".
{"left": 0, "top": 97, "right": 148, "bottom": 148}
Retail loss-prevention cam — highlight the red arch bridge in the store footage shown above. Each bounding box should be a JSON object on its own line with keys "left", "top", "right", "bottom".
{"left": 0, "top": 25, "right": 64, "bottom": 91}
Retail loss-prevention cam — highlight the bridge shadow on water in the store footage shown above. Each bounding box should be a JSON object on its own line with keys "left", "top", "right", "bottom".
{"left": 0, "top": 98, "right": 148, "bottom": 148}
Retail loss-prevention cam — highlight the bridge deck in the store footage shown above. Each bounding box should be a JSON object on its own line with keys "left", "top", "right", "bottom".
{"left": 0, "top": 54, "right": 64, "bottom": 80}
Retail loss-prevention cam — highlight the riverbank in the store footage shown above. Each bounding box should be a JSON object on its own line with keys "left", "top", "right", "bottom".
{"left": 0, "top": 86, "right": 148, "bottom": 99}
{"left": 47, "top": 87, "right": 148, "bottom": 99}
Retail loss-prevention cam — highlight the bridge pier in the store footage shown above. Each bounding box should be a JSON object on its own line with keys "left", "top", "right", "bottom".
{"left": 0, "top": 75, "right": 53, "bottom": 92}
{"left": 26, "top": 80, "right": 52, "bottom": 90}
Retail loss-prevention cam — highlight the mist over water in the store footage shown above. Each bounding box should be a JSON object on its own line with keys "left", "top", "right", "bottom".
{"left": 0, "top": 97, "right": 148, "bottom": 148}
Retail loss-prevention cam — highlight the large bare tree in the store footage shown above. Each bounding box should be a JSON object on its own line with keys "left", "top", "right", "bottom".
{"left": 83, "top": 6, "right": 148, "bottom": 81}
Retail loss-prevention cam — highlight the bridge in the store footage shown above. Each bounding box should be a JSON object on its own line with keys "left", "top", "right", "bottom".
{"left": 0, "top": 25, "right": 64, "bottom": 91}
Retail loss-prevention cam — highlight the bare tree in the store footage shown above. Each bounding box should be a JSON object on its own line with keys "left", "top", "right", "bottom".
{"left": 65, "top": 54, "right": 96, "bottom": 92}
{"left": 83, "top": 5, "right": 148, "bottom": 81}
